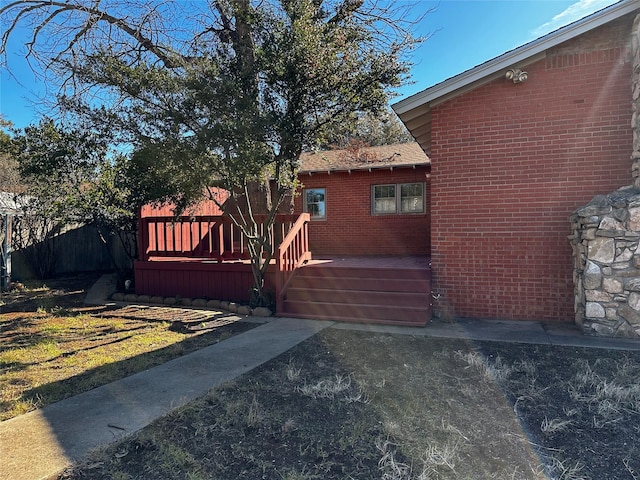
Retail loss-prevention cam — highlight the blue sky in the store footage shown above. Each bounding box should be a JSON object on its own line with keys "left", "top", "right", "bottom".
{"left": 394, "top": 0, "right": 620, "bottom": 100}
{"left": 0, "top": 0, "right": 620, "bottom": 129}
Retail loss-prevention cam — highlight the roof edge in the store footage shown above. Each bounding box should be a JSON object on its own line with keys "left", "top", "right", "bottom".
{"left": 393, "top": 0, "right": 638, "bottom": 115}
{"left": 299, "top": 161, "right": 430, "bottom": 175}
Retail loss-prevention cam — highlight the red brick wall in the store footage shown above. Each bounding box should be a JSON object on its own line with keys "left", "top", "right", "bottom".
{"left": 429, "top": 15, "right": 634, "bottom": 322}
{"left": 293, "top": 167, "right": 431, "bottom": 256}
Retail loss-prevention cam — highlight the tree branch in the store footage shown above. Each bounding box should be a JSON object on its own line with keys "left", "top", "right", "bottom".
{"left": 1, "top": 0, "right": 184, "bottom": 70}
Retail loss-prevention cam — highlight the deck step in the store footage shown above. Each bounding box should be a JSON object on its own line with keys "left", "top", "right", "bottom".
{"left": 298, "top": 265, "right": 430, "bottom": 281}
{"left": 282, "top": 300, "right": 430, "bottom": 325}
{"left": 281, "top": 312, "right": 429, "bottom": 327}
{"left": 290, "top": 276, "right": 430, "bottom": 293}
{"left": 279, "top": 264, "right": 431, "bottom": 326}
{"left": 285, "top": 287, "right": 430, "bottom": 307}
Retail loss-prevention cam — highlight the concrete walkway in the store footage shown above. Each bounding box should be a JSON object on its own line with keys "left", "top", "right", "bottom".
{"left": 0, "top": 317, "right": 334, "bottom": 480}
{"left": 333, "top": 316, "right": 640, "bottom": 351}
{"left": 2, "top": 275, "right": 640, "bottom": 480}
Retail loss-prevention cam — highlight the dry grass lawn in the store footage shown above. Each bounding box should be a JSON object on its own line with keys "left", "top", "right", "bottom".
{"left": 3, "top": 276, "right": 640, "bottom": 480}
{"left": 62, "top": 328, "right": 640, "bottom": 480}
{"left": 0, "top": 276, "right": 256, "bottom": 421}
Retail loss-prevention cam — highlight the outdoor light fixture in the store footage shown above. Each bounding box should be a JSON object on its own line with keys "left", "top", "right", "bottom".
{"left": 505, "top": 68, "right": 528, "bottom": 83}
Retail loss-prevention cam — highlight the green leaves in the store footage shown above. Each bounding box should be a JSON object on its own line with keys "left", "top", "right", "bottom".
{"left": 1, "top": 0, "right": 422, "bottom": 301}
{"left": 2, "top": 0, "right": 418, "bottom": 211}
{"left": 5, "top": 119, "right": 136, "bottom": 237}
{"left": 15, "top": 119, "right": 105, "bottom": 180}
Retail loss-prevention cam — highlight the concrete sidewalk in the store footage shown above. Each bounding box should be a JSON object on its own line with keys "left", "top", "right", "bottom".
{"left": 2, "top": 274, "right": 640, "bottom": 480}
{"left": 332, "top": 316, "right": 640, "bottom": 351}
{"left": 0, "top": 316, "right": 334, "bottom": 480}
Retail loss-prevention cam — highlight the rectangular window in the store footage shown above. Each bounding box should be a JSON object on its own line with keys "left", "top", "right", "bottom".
{"left": 303, "top": 188, "right": 326, "bottom": 219}
{"left": 373, "top": 185, "right": 397, "bottom": 214}
{"left": 372, "top": 183, "right": 425, "bottom": 215}
{"left": 400, "top": 183, "right": 424, "bottom": 213}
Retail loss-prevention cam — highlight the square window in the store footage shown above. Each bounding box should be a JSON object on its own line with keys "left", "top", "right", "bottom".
{"left": 400, "top": 183, "right": 424, "bottom": 213}
{"left": 373, "top": 185, "right": 397, "bottom": 214}
{"left": 304, "top": 188, "right": 326, "bottom": 219}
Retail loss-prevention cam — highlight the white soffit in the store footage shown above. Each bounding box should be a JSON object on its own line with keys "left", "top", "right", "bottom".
{"left": 393, "top": 0, "right": 640, "bottom": 115}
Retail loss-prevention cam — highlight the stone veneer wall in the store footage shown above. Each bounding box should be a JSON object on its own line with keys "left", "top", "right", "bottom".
{"left": 632, "top": 13, "right": 640, "bottom": 188}
{"left": 569, "top": 13, "right": 640, "bottom": 337}
{"left": 570, "top": 189, "right": 640, "bottom": 337}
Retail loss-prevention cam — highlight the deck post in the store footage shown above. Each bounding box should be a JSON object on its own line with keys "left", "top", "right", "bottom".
{"left": 137, "top": 208, "right": 148, "bottom": 261}
{"left": 275, "top": 213, "right": 311, "bottom": 315}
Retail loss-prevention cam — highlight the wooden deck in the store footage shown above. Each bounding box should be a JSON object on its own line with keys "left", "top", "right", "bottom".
{"left": 134, "top": 257, "right": 276, "bottom": 302}
{"left": 135, "top": 255, "right": 431, "bottom": 326}
{"left": 135, "top": 212, "right": 431, "bottom": 325}
{"left": 280, "top": 256, "right": 431, "bottom": 326}
{"left": 306, "top": 256, "right": 430, "bottom": 269}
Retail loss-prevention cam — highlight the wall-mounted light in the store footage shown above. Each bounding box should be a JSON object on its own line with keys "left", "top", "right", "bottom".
{"left": 505, "top": 68, "right": 528, "bottom": 84}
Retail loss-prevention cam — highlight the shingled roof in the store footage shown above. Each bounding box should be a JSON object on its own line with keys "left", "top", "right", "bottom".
{"left": 298, "top": 142, "right": 429, "bottom": 174}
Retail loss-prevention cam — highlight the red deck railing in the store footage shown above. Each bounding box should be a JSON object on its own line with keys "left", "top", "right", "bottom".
{"left": 276, "top": 213, "right": 311, "bottom": 314}
{"left": 138, "top": 214, "right": 301, "bottom": 262}
{"left": 138, "top": 212, "right": 311, "bottom": 310}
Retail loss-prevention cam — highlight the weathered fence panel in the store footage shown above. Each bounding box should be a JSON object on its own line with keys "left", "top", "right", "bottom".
{"left": 11, "top": 225, "right": 133, "bottom": 280}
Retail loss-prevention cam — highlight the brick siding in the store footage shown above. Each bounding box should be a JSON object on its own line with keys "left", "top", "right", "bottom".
{"left": 430, "top": 15, "right": 634, "bottom": 321}
{"left": 293, "top": 167, "right": 431, "bottom": 256}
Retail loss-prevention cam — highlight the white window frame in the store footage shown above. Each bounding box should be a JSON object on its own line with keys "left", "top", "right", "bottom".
{"left": 372, "top": 183, "right": 425, "bottom": 215}
{"left": 303, "top": 188, "right": 326, "bottom": 220}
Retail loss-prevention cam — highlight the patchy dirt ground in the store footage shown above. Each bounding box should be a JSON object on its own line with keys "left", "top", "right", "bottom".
{"left": 61, "top": 328, "right": 640, "bottom": 480}
{"left": 476, "top": 340, "right": 640, "bottom": 480}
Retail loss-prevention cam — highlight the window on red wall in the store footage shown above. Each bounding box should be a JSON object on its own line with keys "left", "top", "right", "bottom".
{"left": 400, "top": 183, "right": 424, "bottom": 213}
{"left": 303, "top": 188, "right": 326, "bottom": 220}
{"left": 373, "top": 184, "right": 396, "bottom": 213}
{"left": 372, "top": 183, "right": 424, "bottom": 215}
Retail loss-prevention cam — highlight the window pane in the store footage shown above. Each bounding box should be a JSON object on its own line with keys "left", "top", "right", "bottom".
{"left": 305, "top": 188, "right": 326, "bottom": 218}
{"left": 401, "top": 197, "right": 423, "bottom": 212}
{"left": 400, "top": 183, "right": 424, "bottom": 213}
{"left": 373, "top": 185, "right": 396, "bottom": 214}
{"left": 401, "top": 183, "right": 422, "bottom": 197}
{"left": 374, "top": 185, "right": 395, "bottom": 199}
{"left": 375, "top": 198, "right": 396, "bottom": 213}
